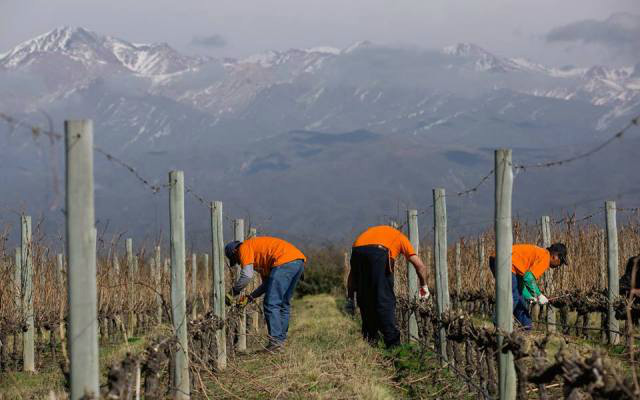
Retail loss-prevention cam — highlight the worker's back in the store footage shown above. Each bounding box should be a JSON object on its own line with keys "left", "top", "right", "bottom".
{"left": 489, "top": 244, "right": 550, "bottom": 279}
{"left": 353, "top": 225, "right": 415, "bottom": 260}
{"left": 511, "top": 244, "right": 550, "bottom": 279}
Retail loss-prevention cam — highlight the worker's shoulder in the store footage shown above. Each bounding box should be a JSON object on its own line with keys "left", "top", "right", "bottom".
{"left": 513, "top": 243, "right": 545, "bottom": 253}
{"left": 513, "top": 243, "right": 540, "bottom": 249}
{"left": 249, "top": 236, "right": 301, "bottom": 250}
{"left": 245, "top": 236, "right": 282, "bottom": 246}
{"left": 364, "top": 225, "right": 404, "bottom": 236}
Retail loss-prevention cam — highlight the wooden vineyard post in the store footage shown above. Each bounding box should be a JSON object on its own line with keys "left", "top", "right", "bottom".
{"left": 155, "top": 246, "right": 163, "bottom": 323}
{"left": 21, "top": 216, "right": 35, "bottom": 372}
{"left": 541, "top": 215, "right": 556, "bottom": 333}
{"left": 169, "top": 170, "right": 190, "bottom": 399}
{"left": 126, "top": 238, "right": 133, "bottom": 272}
{"left": 495, "top": 149, "right": 516, "bottom": 400}
{"left": 56, "top": 253, "right": 65, "bottom": 289}
{"left": 211, "top": 201, "right": 227, "bottom": 371}
{"left": 605, "top": 201, "right": 620, "bottom": 345}
{"left": 478, "top": 237, "right": 485, "bottom": 314}
{"left": 455, "top": 242, "right": 462, "bottom": 308}
{"left": 407, "top": 209, "right": 419, "bottom": 341}
{"left": 247, "top": 228, "right": 260, "bottom": 333}
{"left": 14, "top": 247, "right": 22, "bottom": 300}
{"left": 65, "top": 120, "right": 99, "bottom": 398}
{"left": 433, "top": 189, "right": 450, "bottom": 362}
{"left": 234, "top": 219, "right": 247, "bottom": 352}
{"left": 113, "top": 251, "right": 120, "bottom": 275}
{"left": 191, "top": 253, "right": 198, "bottom": 320}
{"left": 126, "top": 238, "right": 134, "bottom": 335}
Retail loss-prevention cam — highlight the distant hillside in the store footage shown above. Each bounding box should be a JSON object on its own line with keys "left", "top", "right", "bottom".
{"left": 1, "top": 27, "right": 639, "bottom": 246}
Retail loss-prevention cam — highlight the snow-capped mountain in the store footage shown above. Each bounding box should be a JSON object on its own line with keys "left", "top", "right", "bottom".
{"left": 441, "top": 42, "right": 639, "bottom": 110}
{"left": 1, "top": 27, "right": 639, "bottom": 240}
{"left": 443, "top": 42, "right": 515, "bottom": 73}
{"left": 0, "top": 26, "right": 205, "bottom": 75}
{"left": 2, "top": 27, "right": 638, "bottom": 128}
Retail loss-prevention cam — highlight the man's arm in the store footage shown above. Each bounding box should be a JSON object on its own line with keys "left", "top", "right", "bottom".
{"left": 524, "top": 256, "right": 547, "bottom": 299}
{"left": 232, "top": 264, "right": 254, "bottom": 295}
{"left": 249, "top": 281, "right": 266, "bottom": 299}
{"left": 408, "top": 254, "right": 428, "bottom": 287}
{"left": 522, "top": 271, "right": 542, "bottom": 298}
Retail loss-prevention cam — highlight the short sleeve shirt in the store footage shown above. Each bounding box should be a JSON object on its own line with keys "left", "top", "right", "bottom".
{"left": 352, "top": 225, "right": 417, "bottom": 260}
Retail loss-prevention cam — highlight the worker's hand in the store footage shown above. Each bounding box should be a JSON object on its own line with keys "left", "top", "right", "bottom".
{"left": 225, "top": 293, "right": 234, "bottom": 306}
{"left": 537, "top": 294, "right": 549, "bottom": 305}
{"left": 237, "top": 295, "right": 253, "bottom": 307}
{"left": 345, "top": 298, "right": 356, "bottom": 316}
{"left": 418, "top": 285, "right": 430, "bottom": 300}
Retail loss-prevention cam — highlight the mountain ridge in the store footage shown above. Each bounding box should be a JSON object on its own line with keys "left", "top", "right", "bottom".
{"left": 2, "top": 26, "right": 638, "bottom": 115}
{"left": 1, "top": 26, "right": 639, "bottom": 242}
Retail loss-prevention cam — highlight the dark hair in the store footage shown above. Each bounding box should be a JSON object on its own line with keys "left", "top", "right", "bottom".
{"left": 547, "top": 243, "right": 568, "bottom": 265}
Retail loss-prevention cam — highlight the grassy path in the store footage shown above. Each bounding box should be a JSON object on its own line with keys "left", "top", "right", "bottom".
{"left": 209, "top": 294, "right": 474, "bottom": 399}
{"left": 208, "top": 294, "right": 398, "bottom": 399}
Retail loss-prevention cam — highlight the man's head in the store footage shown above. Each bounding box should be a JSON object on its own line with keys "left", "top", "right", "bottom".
{"left": 548, "top": 243, "right": 568, "bottom": 268}
{"left": 224, "top": 241, "right": 242, "bottom": 266}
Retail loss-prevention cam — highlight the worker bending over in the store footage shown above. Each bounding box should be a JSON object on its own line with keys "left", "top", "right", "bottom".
{"left": 347, "top": 225, "right": 430, "bottom": 348}
{"left": 225, "top": 236, "right": 305, "bottom": 351}
{"left": 489, "top": 243, "right": 567, "bottom": 330}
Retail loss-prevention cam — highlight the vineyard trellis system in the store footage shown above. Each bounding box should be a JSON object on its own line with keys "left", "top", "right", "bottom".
{"left": 0, "top": 113, "right": 638, "bottom": 399}
{"left": 396, "top": 297, "right": 638, "bottom": 399}
{"left": 0, "top": 235, "right": 264, "bottom": 398}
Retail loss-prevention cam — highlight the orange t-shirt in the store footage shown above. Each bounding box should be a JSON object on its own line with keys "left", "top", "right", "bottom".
{"left": 511, "top": 244, "right": 551, "bottom": 279}
{"left": 237, "top": 237, "right": 306, "bottom": 278}
{"left": 352, "top": 225, "right": 416, "bottom": 260}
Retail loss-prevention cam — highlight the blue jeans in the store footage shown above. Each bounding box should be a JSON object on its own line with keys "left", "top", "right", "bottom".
{"left": 489, "top": 258, "right": 532, "bottom": 329}
{"left": 512, "top": 274, "right": 532, "bottom": 329}
{"left": 263, "top": 260, "right": 304, "bottom": 344}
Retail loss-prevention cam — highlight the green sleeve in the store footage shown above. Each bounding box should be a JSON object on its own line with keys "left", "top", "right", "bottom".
{"left": 523, "top": 271, "right": 541, "bottom": 297}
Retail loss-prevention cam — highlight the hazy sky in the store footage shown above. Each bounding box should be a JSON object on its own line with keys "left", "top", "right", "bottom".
{"left": 1, "top": 0, "right": 638, "bottom": 66}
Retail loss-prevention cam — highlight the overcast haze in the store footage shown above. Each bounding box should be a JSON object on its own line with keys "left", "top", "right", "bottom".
{"left": 1, "top": 0, "right": 639, "bottom": 66}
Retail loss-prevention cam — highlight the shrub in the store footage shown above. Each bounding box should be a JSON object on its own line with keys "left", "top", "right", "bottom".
{"left": 296, "top": 244, "right": 345, "bottom": 297}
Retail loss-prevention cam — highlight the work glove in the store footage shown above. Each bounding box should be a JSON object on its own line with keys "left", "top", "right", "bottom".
{"left": 225, "top": 292, "right": 234, "bottom": 306}
{"left": 418, "top": 285, "right": 430, "bottom": 300}
{"left": 237, "top": 295, "right": 253, "bottom": 307}
{"left": 345, "top": 298, "right": 356, "bottom": 316}
{"left": 537, "top": 294, "right": 549, "bottom": 305}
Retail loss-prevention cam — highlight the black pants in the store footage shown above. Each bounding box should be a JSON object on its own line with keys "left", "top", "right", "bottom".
{"left": 351, "top": 246, "right": 400, "bottom": 348}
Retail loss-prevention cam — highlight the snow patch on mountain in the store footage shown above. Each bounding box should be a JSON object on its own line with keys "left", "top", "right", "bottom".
{"left": 305, "top": 46, "right": 341, "bottom": 55}
{"left": 344, "top": 40, "right": 374, "bottom": 54}
{"left": 1, "top": 27, "right": 639, "bottom": 135}
{"left": 0, "top": 26, "right": 204, "bottom": 75}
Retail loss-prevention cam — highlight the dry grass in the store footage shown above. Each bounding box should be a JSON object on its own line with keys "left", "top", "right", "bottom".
{"left": 0, "top": 324, "right": 167, "bottom": 399}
